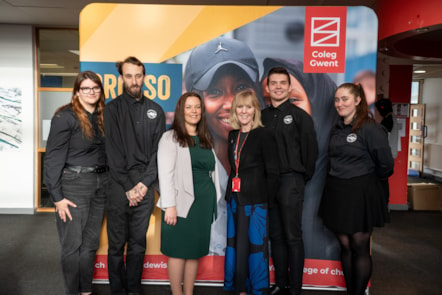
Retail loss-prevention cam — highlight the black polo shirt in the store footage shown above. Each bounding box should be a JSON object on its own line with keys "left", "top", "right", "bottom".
{"left": 104, "top": 92, "right": 165, "bottom": 191}
{"left": 262, "top": 99, "right": 318, "bottom": 180}
{"left": 328, "top": 119, "right": 394, "bottom": 179}
{"left": 44, "top": 106, "right": 106, "bottom": 202}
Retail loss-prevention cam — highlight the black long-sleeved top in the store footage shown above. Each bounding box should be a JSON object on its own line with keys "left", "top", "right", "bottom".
{"left": 225, "top": 127, "right": 279, "bottom": 205}
{"left": 104, "top": 92, "right": 165, "bottom": 192}
{"left": 262, "top": 100, "right": 318, "bottom": 180}
{"left": 328, "top": 119, "right": 394, "bottom": 179}
{"left": 44, "top": 105, "right": 106, "bottom": 202}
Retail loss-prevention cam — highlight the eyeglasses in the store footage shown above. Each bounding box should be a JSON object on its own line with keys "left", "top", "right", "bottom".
{"left": 80, "top": 86, "right": 101, "bottom": 94}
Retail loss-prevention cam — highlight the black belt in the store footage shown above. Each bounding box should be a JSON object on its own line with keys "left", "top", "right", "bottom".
{"left": 64, "top": 165, "right": 108, "bottom": 174}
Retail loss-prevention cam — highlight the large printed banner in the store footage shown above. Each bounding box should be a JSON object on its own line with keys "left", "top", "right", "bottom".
{"left": 80, "top": 4, "right": 378, "bottom": 289}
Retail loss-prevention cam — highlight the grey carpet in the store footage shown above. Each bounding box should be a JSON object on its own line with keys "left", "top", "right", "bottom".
{"left": 0, "top": 210, "right": 440, "bottom": 295}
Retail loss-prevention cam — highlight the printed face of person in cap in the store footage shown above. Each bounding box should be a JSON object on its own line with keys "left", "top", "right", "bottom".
{"left": 202, "top": 66, "right": 256, "bottom": 142}
{"left": 263, "top": 73, "right": 311, "bottom": 115}
{"left": 121, "top": 63, "right": 144, "bottom": 98}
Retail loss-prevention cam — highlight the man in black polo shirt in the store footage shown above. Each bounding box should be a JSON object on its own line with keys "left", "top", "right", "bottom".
{"left": 262, "top": 67, "right": 318, "bottom": 295}
{"left": 104, "top": 56, "right": 165, "bottom": 295}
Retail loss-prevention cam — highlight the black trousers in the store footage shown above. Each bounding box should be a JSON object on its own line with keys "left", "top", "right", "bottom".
{"left": 269, "top": 172, "right": 305, "bottom": 294}
{"left": 57, "top": 170, "right": 107, "bottom": 295}
{"left": 106, "top": 179, "right": 155, "bottom": 295}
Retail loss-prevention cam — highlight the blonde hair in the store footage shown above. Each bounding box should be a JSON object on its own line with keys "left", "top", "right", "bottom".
{"left": 229, "top": 90, "right": 263, "bottom": 130}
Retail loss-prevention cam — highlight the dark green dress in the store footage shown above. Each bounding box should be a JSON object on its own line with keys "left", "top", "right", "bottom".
{"left": 160, "top": 136, "right": 217, "bottom": 259}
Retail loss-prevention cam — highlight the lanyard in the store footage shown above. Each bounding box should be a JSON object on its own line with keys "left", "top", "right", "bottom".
{"left": 234, "top": 131, "right": 249, "bottom": 177}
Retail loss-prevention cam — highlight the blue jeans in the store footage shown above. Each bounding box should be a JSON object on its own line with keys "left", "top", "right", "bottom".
{"left": 56, "top": 170, "right": 108, "bottom": 295}
{"left": 106, "top": 178, "right": 155, "bottom": 295}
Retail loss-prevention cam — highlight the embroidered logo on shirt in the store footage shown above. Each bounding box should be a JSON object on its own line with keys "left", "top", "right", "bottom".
{"left": 147, "top": 109, "right": 157, "bottom": 119}
{"left": 283, "top": 115, "right": 293, "bottom": 124}
{"left": 347, "top": 133, "right": 357, "bottom": 143}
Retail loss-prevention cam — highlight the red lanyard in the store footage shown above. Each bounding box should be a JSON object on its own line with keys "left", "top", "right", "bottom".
{"left": 234, "top": 131, "right": 249, "bottom": 177}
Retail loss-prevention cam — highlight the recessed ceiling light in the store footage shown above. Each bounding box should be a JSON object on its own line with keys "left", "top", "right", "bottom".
{"left": 413, "top": 70, "right": 426, "bottom": 74}
{"left": 41, "top": 72, "right": 78, "bottom": 77}
{"left": 40, "top": 64, "right": 64, "bottom": 69}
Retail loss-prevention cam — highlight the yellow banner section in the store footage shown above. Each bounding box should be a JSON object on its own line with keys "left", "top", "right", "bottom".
{"left": 79, "top": 4, "right": 281, "bottom": 62}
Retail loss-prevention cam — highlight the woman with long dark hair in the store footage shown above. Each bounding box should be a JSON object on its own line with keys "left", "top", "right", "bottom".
{"left": 319, "top": 83, "right": 394, "bottom": 295}
{"left": 44, "top": 71, "right": 107, "bottom": 295}
{"left": 157, "top": 92, "right": 221, "bottom": 295}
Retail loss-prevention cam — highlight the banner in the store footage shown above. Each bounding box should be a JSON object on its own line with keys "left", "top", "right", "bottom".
{"left": 80, "top": 4, "right": 378, "bottom": 289}
{"left": 304, "top": 7, "right": 347, "bottom": 73}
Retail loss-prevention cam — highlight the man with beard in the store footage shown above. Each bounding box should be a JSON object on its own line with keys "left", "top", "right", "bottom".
{"left": 104, "top": 56, "right": 165, "bottom": 295}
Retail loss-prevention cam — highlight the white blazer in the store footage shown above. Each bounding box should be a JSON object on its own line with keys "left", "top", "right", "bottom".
{"left": 156, "top": 130, "right": 222, "bottom": 218}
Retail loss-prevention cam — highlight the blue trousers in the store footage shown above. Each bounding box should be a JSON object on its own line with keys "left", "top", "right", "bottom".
{"left": 224, "top": 195, "right": 269, "bottom": 295}
{"left": 56, "top": 170, "right": 108, "bottom": 295}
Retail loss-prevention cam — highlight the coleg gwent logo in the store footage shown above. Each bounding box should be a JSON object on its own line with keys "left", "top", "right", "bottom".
{"left": 310, "top": 17, "right": 341, "bottom": 47}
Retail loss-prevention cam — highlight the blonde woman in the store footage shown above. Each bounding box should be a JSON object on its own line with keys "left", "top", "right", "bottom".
{"left": 223, "top": 90, "right": 279, "bottom": 295}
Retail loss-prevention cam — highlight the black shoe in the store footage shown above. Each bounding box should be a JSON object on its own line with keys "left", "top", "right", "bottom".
{"left": 270, "top": 285, "right": 289, "bottom": 295}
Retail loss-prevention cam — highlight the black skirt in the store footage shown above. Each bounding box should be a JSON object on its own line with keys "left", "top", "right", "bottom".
{"left": 319, "top": 173, "right": 389, "bottom": 234}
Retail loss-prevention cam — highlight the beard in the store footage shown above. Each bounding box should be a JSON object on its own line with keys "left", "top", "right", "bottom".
{"left": 124, "top": 82, "right": 142, "bottom": 98}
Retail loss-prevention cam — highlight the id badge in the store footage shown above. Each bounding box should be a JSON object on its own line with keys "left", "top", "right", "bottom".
{"left": 232, "top": 177, "right": 241, "bottom": 192}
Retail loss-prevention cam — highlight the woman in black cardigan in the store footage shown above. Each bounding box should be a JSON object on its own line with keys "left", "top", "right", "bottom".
{"left": 223, "top": 90, "right": 279, "bottom": 295}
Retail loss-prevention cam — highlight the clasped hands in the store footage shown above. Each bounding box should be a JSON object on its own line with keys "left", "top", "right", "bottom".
{"left": 126, "top": 182, "right": 148, "bottom": 207}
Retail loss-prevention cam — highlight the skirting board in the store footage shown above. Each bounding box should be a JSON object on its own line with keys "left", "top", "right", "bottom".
{"left": 0, "top": 208, "right": 35, "bottom": 214}
{"left": 389, "top": 204, "right": 409, "bottom": 211}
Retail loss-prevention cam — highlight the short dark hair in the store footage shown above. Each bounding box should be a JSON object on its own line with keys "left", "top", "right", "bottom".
{"left": 116, "top": 56, "right": 145, "bottom": 76}
{"left": 266, "top": 66, "right": 291, "bottom": 86}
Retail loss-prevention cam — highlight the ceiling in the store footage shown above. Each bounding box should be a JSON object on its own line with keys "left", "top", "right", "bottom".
{"left": 1, "top": 0, "right": 441, "bottom": 80}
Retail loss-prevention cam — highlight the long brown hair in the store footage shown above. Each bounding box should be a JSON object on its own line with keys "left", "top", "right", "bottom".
{"left": 55, "top": 71, "right": 105, "bottom": 139}
{"left": 171, "top": 92, "right": 213, "bottom": 149}
{"left": 336, "top": 82, "right": 373, "bottom": 132}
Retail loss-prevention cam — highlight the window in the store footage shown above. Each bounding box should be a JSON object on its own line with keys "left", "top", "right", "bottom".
{"left": 410, "top": 80, "right": 422, "bottom": 104}
{"left": 37, "top": 29, "right": 79, "bottom": 88}
{"left": 36, "top": 28, "right": 79, "bottom": 210}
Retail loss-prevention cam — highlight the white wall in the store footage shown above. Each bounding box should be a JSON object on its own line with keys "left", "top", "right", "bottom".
{"left": 0, "top": 25, "right": 35, "bottom": 213}
{"left": 422, "top": 78, "right": 442, "bottom": 143}
{"left": 422, "top": 77, "right": 442, "bottom": 179}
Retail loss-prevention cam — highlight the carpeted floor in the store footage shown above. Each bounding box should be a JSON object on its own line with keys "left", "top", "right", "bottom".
{"left": 1, "top": 210, "right": 441, "bottom": 295}
{"left": 1, "top": 176, "right": 441, "bottom": 295}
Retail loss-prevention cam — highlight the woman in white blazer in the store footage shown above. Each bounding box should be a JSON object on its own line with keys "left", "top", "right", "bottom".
{"left": 157, "top": 92, "right": 222, "bottom": 295}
